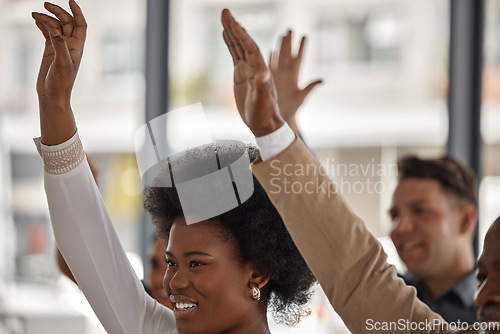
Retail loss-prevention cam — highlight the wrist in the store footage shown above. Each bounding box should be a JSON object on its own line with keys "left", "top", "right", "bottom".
{"left": 38, "top": 100, "right": 77, "bottom": 146}
{"left": 38, "top": 97, "right": 71, "bottom": 113}
{"left": 252, "top": 115, "right": 285, "bottom": 137}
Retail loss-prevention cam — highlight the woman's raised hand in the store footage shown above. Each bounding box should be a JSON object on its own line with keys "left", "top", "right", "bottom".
{"left": 221, "top": 9, "right": 284, "bottom": 137}
{"left": 32, "top": 0, "right": 86, "bottom": 145}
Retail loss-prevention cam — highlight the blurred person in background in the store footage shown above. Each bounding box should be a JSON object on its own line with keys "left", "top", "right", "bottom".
{"left": 390, "top": 156, "right": 478, "bottom": 324}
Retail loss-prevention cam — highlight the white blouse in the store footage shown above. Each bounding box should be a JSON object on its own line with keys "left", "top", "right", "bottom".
{"left": 35, "top": 132, "right": 177, "bottom": 334}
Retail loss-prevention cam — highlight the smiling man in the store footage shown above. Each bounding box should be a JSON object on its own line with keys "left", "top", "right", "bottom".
{"left": 390, "top": 156, "right": 478, "bottom": 324}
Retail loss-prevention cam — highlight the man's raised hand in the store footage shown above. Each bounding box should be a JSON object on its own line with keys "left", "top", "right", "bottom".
{"left": 221, "top": 9, "right": 284, "bottom": 137}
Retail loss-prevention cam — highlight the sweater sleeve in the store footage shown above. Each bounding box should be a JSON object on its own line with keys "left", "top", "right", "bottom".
{"left": 251, "top": 138, "right": 458, "bottom": 334}
{"left": 35, "top": 132, "right": 177, "bottom": 334}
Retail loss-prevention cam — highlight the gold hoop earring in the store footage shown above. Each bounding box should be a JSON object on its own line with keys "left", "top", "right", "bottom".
{"left": 251, "top": 283, "right": 261, "bottom": 301}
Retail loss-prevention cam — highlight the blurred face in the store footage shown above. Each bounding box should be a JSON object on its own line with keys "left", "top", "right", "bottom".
{"left": 148, "top": 237, "right": 170, "bottom": 308}
{"left": 390, "top": 178, "right": 462, "bottom": 279}
{"left": 164, "top": 216, "right": 261, "bottom": 334}
{"left": 475, "top": 219, "right": 500, "bottom": 333}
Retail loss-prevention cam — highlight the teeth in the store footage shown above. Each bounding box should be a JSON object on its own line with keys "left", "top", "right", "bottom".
{"left": 402, "top": 242, "right": 419, "bottom": 251}
{"left": 176, "top": 302, "right": 197, "bottom": 310}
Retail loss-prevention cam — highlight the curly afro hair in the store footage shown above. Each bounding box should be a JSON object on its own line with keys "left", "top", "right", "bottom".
{"left": 144, "top": 141, "right": 316, "bottom": 326}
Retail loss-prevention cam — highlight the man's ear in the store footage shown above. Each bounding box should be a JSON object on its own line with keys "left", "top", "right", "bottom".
{"left": 458, "top": 203, "right": 477, "bottom": 236}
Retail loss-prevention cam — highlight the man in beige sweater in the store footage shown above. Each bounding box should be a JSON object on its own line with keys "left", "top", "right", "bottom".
{"left": 221, "top": 9, "right": 500, "bottom": 334}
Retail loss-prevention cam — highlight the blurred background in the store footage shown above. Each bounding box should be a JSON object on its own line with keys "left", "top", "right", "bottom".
{"left": 1, "top": 0, "right": 500, "bottom": 333}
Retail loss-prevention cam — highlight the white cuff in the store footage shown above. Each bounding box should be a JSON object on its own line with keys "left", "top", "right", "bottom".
{"left": 255, "top": 123, "right": 295, "bottom": 161}
{"left": 33, "top": 131, "right": 85, "bottom": 175}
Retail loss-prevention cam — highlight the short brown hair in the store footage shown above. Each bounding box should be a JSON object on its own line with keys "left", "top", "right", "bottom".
{"left": 397, "top": 155, "right": 478, "bottom": 207}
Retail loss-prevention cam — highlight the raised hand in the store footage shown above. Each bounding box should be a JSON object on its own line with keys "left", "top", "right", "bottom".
{"left": 221, "top": 9, "right": 284, "bottom": 137}
{"left": 32, "top": 0, "right": 87, "bottom": 145}
{"left": 270, "top": 31, "right": 322, "bottom": 134}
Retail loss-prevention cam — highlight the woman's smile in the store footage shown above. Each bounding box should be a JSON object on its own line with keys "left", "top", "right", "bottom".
{"left": 170, "top": 294, "right": 199, "bottom": 319}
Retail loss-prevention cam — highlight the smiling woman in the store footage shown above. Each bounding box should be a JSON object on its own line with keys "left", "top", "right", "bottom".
{"left": 145, "top": 143, "right": 316, "bottom": 332}
{"left": 31, "top": 1, "right": 315, "bottom": 333}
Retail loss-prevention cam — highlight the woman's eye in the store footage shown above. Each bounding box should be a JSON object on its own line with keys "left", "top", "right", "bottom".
{"left": 189, "top": 261, "right": 204, "bottom": 268}
{"left": 166, "top": 259, "right": 177, "bottom": 267}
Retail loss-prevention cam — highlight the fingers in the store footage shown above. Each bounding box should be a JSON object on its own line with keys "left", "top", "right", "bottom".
{"left": 32, "top": 1, "right": 86, "bottom": 40}
{"left": 269, "top": 51, "right": 279, "bottom": 72}
{"left": 49, "top": 28, "right": 73, "bottom": 67}
{"left": 69, "top": 0, "right": 87, "bottom": 40}
{"left": 297, "top": 36, "right": 306, "bottom": 64}
{"left": 231, "top": 18, "right": 267, "bottom": 69}
{"left": 44, "top": 2, "right": 74, "bottom": 36}
{"left": 32, "top": 12, "right": 63, "bottom": 32}
{"left": 273, "top": 31, "right": 307, "bottom": 71}
{"left": 32, "top": 17, "right": 51, "bottom": 41}
{"left": 221, "top": 10, "right": 245, "bottom": 61}
{"left": 278, "top": 30, "right": 292, "bottom": 69}
{"left": 223, "top": 30, "right": 239, "bottom": 65}
{"left": 222, "top": 9, "right": 266, "bottom": 69}
{"left": 302, "top": 80, "right": 323, "bottom": 97}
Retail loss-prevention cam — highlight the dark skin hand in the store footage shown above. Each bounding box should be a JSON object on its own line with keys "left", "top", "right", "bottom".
{"left": 221, "top": 9, "right": 284, "bottom": 137}
{"left": 32, "top": 0, "right": 86, "bottom": 146}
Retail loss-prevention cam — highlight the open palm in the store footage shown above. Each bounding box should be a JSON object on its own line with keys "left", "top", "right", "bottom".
{"left": 270, "top": 31, "right": 322, "bottom": 133}
{"left": 221, "top": 9, "right": 284, "bottom": 137}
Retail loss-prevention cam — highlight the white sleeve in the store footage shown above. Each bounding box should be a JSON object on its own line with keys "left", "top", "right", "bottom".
{"left": 254, "top": 122, "right": 295, "bottom": 161}
{"left": 35, "top": 133, "right": 177, "bottom": 334}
